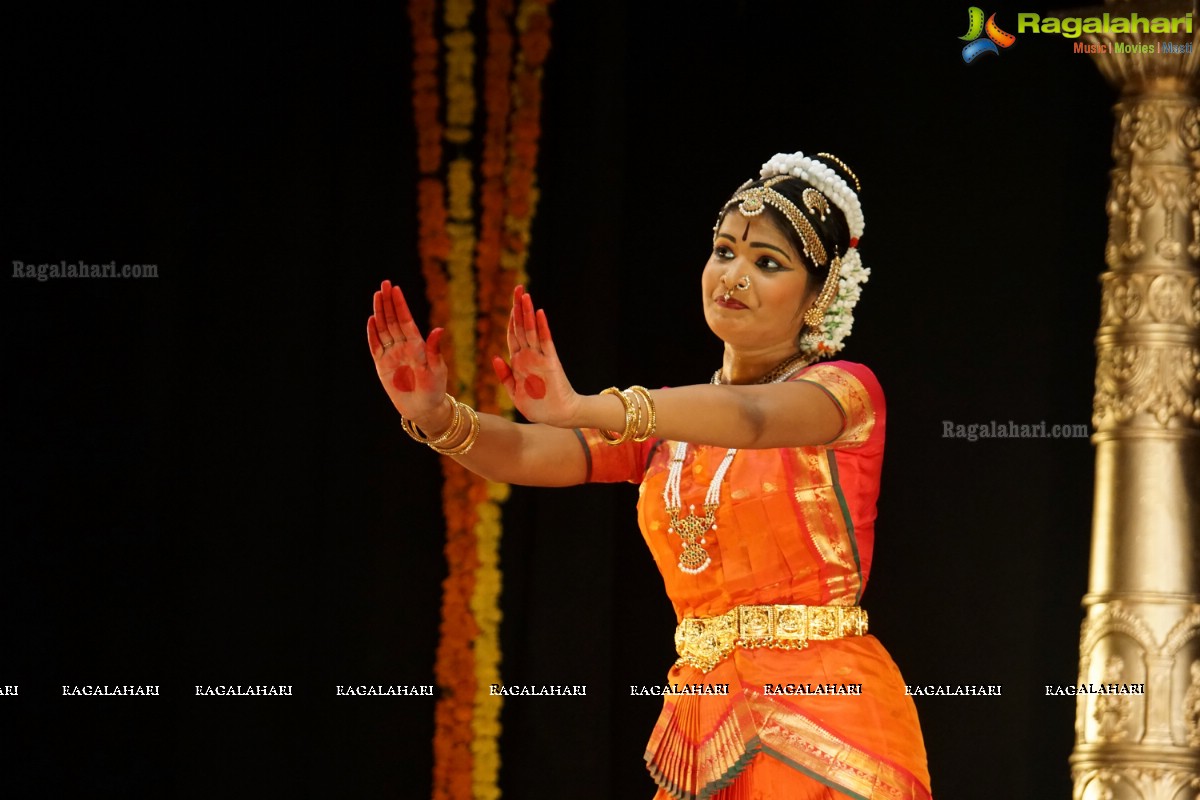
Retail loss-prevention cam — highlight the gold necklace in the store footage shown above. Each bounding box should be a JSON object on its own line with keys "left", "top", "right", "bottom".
{"left": 663, "top": 442, "right": 736, "bottom": 574}
{"left": 710, "top": 351, "right": 815, "bottom": 386}
{"left": 665, "top": 353, "right": 815, "bottom": 574}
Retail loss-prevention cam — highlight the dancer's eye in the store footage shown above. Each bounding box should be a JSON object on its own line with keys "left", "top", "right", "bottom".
{"left": 756, "top": 256, "right": 788, "bottom": 272}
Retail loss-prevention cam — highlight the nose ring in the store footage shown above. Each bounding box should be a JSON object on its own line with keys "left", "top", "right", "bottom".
{"left": 722, "top": 275, "right": 751, "bottom": 302}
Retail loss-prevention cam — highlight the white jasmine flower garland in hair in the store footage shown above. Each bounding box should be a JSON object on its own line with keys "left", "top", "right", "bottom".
{"left": 760, "top": 152, "right": 864, "bottom": 238}
{"left": 801, "top": 248, "right": 869, "bottom": 355}
{"left": 762, "top": 151, "right": 868, "bottom": 357}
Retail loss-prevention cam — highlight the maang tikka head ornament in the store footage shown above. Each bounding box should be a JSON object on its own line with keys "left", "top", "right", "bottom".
{"left": 714, "top": 151, "right": 868, "bottom": 357}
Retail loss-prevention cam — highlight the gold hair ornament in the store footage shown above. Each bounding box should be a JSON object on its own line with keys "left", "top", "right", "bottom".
{"left": 753, "top": 150, "right": 868, "bottom": 356}
{"left": 719, "top": 176, "right": 828, "bottom": 268}
{"left": 803, "top": 254, "right": 843, "bottom": 332}
{"left": 816, "top": 152, "right": 861, "bottom": 193}
{"left": 802, "top": 188, "right": 830, "bottom": 222}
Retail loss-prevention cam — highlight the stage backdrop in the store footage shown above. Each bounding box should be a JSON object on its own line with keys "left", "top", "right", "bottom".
{"left": 4, "top": 2, "right": 1109, "bottom": 797}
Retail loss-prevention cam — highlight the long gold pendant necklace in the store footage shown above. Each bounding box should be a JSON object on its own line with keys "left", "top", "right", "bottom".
{"left": 663, "top": 442, "right": 737, "bottom": 574}
{"left": 665, "top": 351, "right": 816, "bottom": 574}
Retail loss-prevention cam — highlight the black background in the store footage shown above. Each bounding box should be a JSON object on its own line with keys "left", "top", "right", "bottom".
{"left": 4, "top": 2, "right": 1113, "bottom": 797}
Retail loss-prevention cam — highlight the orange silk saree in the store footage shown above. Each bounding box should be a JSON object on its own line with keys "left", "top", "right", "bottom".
{"left": 579, "top": 361, "right": 931, "bottom": 800}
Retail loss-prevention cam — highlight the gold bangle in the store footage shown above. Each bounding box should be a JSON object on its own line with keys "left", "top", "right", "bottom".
{"left": 401, "top": 394, "right": 461, "bottom": 445}
{"left": 598, "top": 386, "right": 636, "bottom": 446}
{"left": 625, "top": 388, "right": 643, "bottom": 443}
{"left": 627, "top": 385, "right": 656, "bottom": 441}
{"left": 431, "top": 403, "right": 480, "bottom": 456}
{"left": 402, "top": 407, "right": 463, "bottom": 446}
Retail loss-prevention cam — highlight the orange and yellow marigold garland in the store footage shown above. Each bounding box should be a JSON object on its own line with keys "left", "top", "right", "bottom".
{"left": 409, "top": 1, "right": 555, "bottom": 797}
{"left": 464, "top": 0, "right": 518, "bottom": 796}
{"left": 410, "top": 1, "right": 476, "bottom": 798}
{"left": 474, "top": 0, "right": 515, "bottom": 417}
{"left": 500, "top": 0, "right": 554, "bottom": 290}
{"left": 444, "top": 0, "right": 478, "bottom": 403}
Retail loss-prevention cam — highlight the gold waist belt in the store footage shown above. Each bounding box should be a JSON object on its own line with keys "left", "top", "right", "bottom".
{"left": 674, "top": 603, "right": 868, "bottom": 673}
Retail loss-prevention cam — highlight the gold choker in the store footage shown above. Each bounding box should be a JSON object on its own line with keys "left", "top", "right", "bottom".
{"left": 710, "top": 351, "right": 814, "bottom": 386}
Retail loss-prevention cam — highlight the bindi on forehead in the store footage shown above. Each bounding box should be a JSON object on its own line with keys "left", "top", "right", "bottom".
{"left": 741, "top": 220, "right": 750, "bottom": 241}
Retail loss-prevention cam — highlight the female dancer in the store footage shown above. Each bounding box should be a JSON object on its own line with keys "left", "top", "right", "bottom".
{"left": 368, "top": 151, "right": 932, "bottom": 799}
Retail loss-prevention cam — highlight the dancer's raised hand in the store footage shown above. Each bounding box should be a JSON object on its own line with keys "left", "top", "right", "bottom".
{"left": 492, "top": 286, "right": 581, "bottom": 428}
{"left": 367, "top": 279, "right": 450, "bottom": 426}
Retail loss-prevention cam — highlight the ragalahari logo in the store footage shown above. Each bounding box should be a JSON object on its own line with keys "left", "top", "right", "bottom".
{"left": 960, "top": 7, "right": 1016, "bottom": 62}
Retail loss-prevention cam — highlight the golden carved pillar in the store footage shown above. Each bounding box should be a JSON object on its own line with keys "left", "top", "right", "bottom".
{"left": 1069, "top": 3, "right": 1200, "bottom": 798}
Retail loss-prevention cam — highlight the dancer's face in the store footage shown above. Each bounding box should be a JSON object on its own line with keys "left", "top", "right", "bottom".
{"left": 702, "top": 212, "right": 815, "bottom": 349}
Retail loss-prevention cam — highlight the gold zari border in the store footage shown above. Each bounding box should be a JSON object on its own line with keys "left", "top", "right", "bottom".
{"left": 754, "top": 692, "right": 932, "bottom": 800}
{"left": 794, "top": 365, "right": 876, "bottom": 447}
